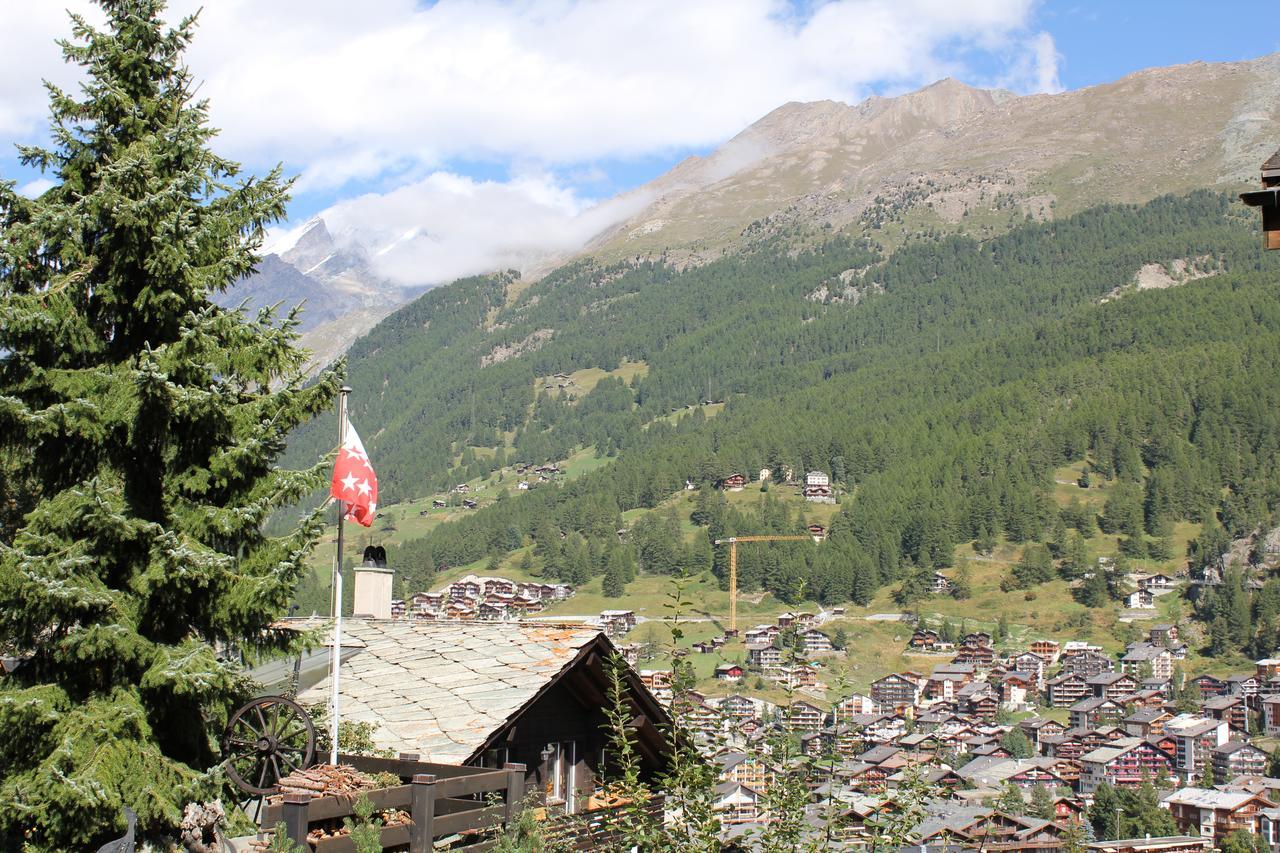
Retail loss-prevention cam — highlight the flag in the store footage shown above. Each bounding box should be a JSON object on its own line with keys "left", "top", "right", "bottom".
{"left": 330, "top": 415, "right": 378, "bottom": 527}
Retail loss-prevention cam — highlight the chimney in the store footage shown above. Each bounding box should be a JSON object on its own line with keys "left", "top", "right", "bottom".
{"left": 353, "top": 545, "right": 393, "bottom": 619}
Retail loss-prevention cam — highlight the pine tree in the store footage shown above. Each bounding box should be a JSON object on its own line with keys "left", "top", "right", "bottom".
{"left": 602, "top": 551, "right": 627, "bottom": 597}
{"left": 0, "top": 3, "right": 338, "bottom": 848}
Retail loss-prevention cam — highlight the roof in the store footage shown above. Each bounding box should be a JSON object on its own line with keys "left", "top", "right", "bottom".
{"left": 1266, "top": 148, "right": 1280, "bottom": 172}
{"left": 1163, "top": 787, "right": 1271, "bottom": 810}
{"left": 294, "top": 618, "right": 620, "bottom": 763}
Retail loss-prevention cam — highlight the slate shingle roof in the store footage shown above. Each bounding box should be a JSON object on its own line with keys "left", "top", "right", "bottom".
{"left": 294, "top": 618, "right": 603, "bottom": 763}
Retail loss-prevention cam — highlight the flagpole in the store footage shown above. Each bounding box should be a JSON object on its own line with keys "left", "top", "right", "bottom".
{"left": 330, "top": 385, "right": 351, "bottom": 765}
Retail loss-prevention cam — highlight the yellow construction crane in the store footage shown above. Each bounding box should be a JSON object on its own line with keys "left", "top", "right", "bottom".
{"left": 713, "top": 535, "right": 812, "bottom": 635}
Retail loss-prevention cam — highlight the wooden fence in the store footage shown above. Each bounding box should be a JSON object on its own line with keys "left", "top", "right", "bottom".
{"left": 260, "top": 754, "right": 525, "bottom": 852}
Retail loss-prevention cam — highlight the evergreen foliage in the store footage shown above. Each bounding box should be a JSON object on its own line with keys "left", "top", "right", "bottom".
{"left": 367, "top": 190, "right": 1280, "bottom": 616}
{"left": 0, "top": 2, "right": 337, "bottom": 848}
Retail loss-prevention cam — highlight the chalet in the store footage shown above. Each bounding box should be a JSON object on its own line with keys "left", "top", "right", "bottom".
{"left": 451, "top": 483, "right": 470, "bottom": 494}
{"left": 715, "top": 751, "right": 770, "bottom": 791}
{"left": 834, "top": 693, "right": 878, "bottom": 719}
{"left": 960, "top": 631, "right": 993, "bottom": 648}
{"left": 1203, "top": 695, "right": 1250, "bottom": 733}
{"left": 1123, "top": 707, "right": 1173, "bottom": 738}
{"left": 1030, "top": 639, "right": 1061, "bottom": 664}
{"left": 1258, "top": 659, "right": 1280, "bottom": 680}
{"left": 1011, "top": 651, "right": 1046, "bottom": 686}
{"left": 1019, "top": 718, "right": 1067, "bottom": 747}
{"left": 1137, "top": 573, "right": 1177, "bottom": 593}
{"left": 807, "top": 523, "right": 827, "bottom": 542}
{"left": 719, "top": 473, "right": 747, "bottom": 492}
{"left": 1087, "top": 671, "right": 1138, "bottom": 700}
{"left": 598, "top": 610, "right": 637, "bottom": 637}
{"left": 1164, "top": 788, "right": 1274, "bottom": 844}
{"left": 786, "top": 700, "right": 824, "bottom": 732}
{"left": 1120, "top": 642, "right": 1174, "bottom": 680}
{"left": 956, "top": 756, "right": 1069, "bottom": 790}
{"left": 1060, "top": 649, "right": 1114, "bottom": 678}
{"left": 1191, "top": 673, "right": 1227, "bottom": 698}
{"left": 746, "top": 642, "right": 782, "bottom": 670}
{"left": 432, "top": 499, "right": 447, "bottom": 508}
{"left": 461, "top": 498, "right": 478, "bottom": 509}
{"left": 1047, "top": 673, "right": 1090, "bottom": 708}
{"left": 1079, "top": 737, "right": 1174, "bottom": 793}
{"left": 1213, "top": 741, "right": 1268, "bottom": 781}
{"left": 1264, "top": 695, "right": 1280, "bottom": 735}
{"left": 953, "top": 642, "right": 996, "bottom": 668}
{"left": 797, "top": 627, "right": 833, "bottom": 653}
{"left": 718, "top": 694, "right": 758, "bottom": 720}
{"left": 713, "top": 781, "right": 761, "bottom": 825}
{"left": 1069, "top": 697, "right": 1125, "bottom": 730}
{"left": 1166, "top": 715, "right": 1230, "bottom": 775}
{"left": 1000, "top": 672, "right": 1035, "bottom": 710}
{"left": 1225, "top": 673, "right": 1261, "bottom": 697}
{"left": 871, "top": 673, "right": 923, "bottom": 712}
{"left": 291, "top": 618, "right": 671, "bottom": 815}
{"left": 929, "top": 572, "right": 952, "bottom": 594}
{"left": 908, "top": 628, "right": 942, "bottom": 650}
{"left": 803, "top": 471, "right": 834, "bottom": 503}
{"left": 775, "top": 612, "right": 796, "bottom": 628}
{"left": 743, "top": 624, "right": 780, "bottom": 644}
{"left": 771, "top": 663, "right": 819, "bottom": 690}
{"left": 1150, "top": 623, "right": 1180, "bottom": 645}
{"left": 714, "top": 663, "right": 744, "bottom": 682}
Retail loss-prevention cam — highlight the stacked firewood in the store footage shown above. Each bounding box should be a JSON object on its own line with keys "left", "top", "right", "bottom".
{"left": 247, "top": 765, "right": 409, "bottom": 851}
{"left": 270, "top": 764, "right": 376, "bottom": 802}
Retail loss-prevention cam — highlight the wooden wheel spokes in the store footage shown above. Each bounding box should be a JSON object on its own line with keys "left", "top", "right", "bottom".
{"left": 222, "top": 696, "right": 317, "bottom": 796}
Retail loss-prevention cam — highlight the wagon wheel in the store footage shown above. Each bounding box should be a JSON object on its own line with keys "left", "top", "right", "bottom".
{"left": 222, "top": 696, "right": 316, "bottom": 796}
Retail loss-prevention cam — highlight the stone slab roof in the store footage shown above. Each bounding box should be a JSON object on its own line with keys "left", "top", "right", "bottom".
{"left": 294, "top": 618, "right": 603, "bottom": 764}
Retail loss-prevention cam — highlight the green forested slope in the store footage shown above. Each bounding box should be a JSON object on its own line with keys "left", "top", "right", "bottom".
{"left": 287, "top": 191, "right": 1280, "bottom": 636}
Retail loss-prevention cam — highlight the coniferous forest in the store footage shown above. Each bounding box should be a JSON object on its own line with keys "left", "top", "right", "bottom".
{"left": 287, "top": 191, "right": 1280, "bottom": 636}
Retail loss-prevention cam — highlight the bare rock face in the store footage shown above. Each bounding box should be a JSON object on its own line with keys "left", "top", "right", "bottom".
{"left": 585, "top": 53, "right": 1280, "bottom": 265}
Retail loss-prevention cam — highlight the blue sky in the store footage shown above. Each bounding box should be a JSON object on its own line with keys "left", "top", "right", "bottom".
{"left": 1, "top": 0, "right": 1276, "bottom": 283}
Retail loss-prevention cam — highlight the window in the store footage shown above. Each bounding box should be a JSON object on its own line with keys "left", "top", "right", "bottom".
{"left": 545, "top": 741, "right": 576, "bottom": 813}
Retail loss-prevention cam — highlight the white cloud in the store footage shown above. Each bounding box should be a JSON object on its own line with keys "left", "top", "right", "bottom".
{"left": 1, "top": 1, "right": 1063, "bottom": 286}
{"left": 303, "top": 169, "right": 652, "bottom": 286}
{"left": 17, "top": 178, "right": 55, "bottom": 198}
{"left": 3, "top": 0, "right": 1056, "bottom": 185}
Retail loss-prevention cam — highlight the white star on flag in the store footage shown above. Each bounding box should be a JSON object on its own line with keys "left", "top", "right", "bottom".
{"left": 329, "top": 415, "right": 379, "bottom": 527}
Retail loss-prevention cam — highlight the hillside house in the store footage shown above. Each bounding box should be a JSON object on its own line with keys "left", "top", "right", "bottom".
{"left": 291, "top": 618, "right": 671, "bottom": 815}
{"left": 807, "top": 523, "right": 826, "bottom": 542}
{"left": 1069, "top": 697, "right": 1125, "bottom": 729}
{"left": 909, "top": 629, "right": 942, "bottom": 650}
{"left": 1087, "top": 671, "right": 1138, "bottom": 700}
{"left": 834, "top": 693, "right": 878, "bottom": 719}
{"left": 1226, "top": 674, "right": 1261, "bottom": 697}
{"left": 1138, "top": 573, "right": 1178, "bottom": 593}
{"left": 1125, "top": 588, "right": 1155, "bottom": 609}
{"left": 598, "top": 610, "right": 637, "bottom": 637}
{"left": 1164, "top": 788, "right": 1274, "bottom": 844}
{"left": 714, "top": 663, "right": 744, "bottom": 682}
{"left": 1079, "top": 738, "right": 1174, "bottom": 793}
{"left": 1123, "top": 707, "right": 1173, "bottom": 738}
{"left": 786, "top": 700, "right": 824, "bottom": 732}
{"left": 797, "top": 628, "right": 833, "bottom": 653}
{"left": 719, "top": 473, "right": 747, "bottom": 492}
{"left": 803, "top": 470, "right": 834, "bottom": 503}
{"left": 1011, "top": 651, "right": 1046, "bottom": 686}
{"left": 1192, "top": 673, "right": 1227, "bottom": 697}
{"left": 1213, "top": 741, "right": 1268, "bottom": 781}
{"left": 1150, "top": 624, "right": 1180, "bottom": 645}
{"left": 713, "top": 781, "right": 761, "bottom": 825}
{"left": 1120, "top": 642, "right": 1174, "bottom": 680}
{"left": 1263, "top": 696, "right": 1280, "bottom": 735}
{"left": 1166, "top": 715, "right": 1230, "bottom": 775}
{"left": 746, "top": 642, "right": 782, "bottom": 670}
{"left": 718, "top": 694, "right": 759, "bottom": 720}
{"left": 929, "top": 572, "right": 952, "bottom": 594}
{"left": 871, "top": 673, "right": 923, "bottom": 712}
{"left": 1203, "top": 695, "right": 1250, "bottom": 733}
{"left": 1060, "top": 649, "right": 1115, "bottom": 678}
{"left": 1030, "top": 639, "right": 1061, "bottom": 663}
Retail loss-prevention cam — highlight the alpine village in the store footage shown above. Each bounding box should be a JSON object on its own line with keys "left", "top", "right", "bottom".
{"left": 8, "top": 2, "right": 1280, "bottom": 852}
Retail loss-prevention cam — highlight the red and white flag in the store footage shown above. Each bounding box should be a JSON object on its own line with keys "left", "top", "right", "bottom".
{"left": 330, "top": 416, "right": 378, "bottom": 527}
